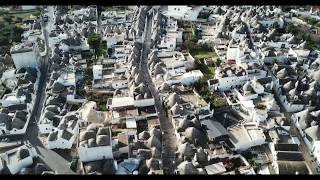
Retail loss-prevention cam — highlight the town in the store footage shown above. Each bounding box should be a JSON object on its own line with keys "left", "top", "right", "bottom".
{"left": 0, "top": 5, "right": 320, "bottom": 175}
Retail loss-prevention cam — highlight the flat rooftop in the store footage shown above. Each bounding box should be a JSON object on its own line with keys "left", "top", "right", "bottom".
{"left": 112, "top": 108, "right": 139, "bottom": 119}
{"left": 180, "top": 92, "right": 208, "bottom": 107}
{"left": 10, "top": 42, "right": 34, "bottom": 54}
{"left": 138, "top": 106, "right": 157, "bottom": 116}
{"left": 228, "top": 124, "right": 265, "bottom": 146}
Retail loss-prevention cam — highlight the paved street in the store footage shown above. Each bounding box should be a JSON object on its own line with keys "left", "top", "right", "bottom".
{"left": 21, "top": 6, "right": 75, "bottom": 174}
{"left": 273, "top": 98, "right": 319, "bottom": 174}
{"left": 97, "top": 6, "right": 102, "bottom": 34}
{"left": 138, "top": 8, "right": 177, "bottom": 174}
{"left": 290, "top": 118, "right": 319, "bottom": 174}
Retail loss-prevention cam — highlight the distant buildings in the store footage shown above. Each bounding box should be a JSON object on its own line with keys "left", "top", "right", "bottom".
{"left": 162, "top": 6, "right": 205, "bottom": 21}
{"left": 21, "top": 6, "right": 37, "bottom": 11}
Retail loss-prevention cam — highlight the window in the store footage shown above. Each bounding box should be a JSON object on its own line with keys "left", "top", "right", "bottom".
{"left": 178, "top": 8, "right": 180, "bottom": 11}
{"left": 174, "top": 8, "right": 176, "bottom": 10}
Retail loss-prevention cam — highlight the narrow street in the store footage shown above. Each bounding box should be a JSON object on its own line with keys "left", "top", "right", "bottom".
{"left": 138, "top": 8, "right": 177, "bottom": 174}
{"left": 97, "top": 6, "right": 103, "bottom": 34}
{"left": 290, "top": 118, "right": 319, "bottom": 174}
{"left": 22, "top": 6, "right": 75, "bottom": 174}
{"left": 273, "top": 91, "right": 319, "bottom": 174}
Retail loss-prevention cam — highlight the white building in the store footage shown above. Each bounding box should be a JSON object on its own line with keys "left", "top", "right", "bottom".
{"left": 258, "top": 17, "right": 284, "bottom": 29}
{"left": 1, "top": 94, "right": 26, "bottom": 108}
{"left": 48, "top": 33, "right": 68, "bottom": 48}
{"left": 112, "top": 45, "right": 132, "bottom": 59}
{"left": 158, "top": 50, "right": 195, "bottom": 70}
{"left": 92, "top": 65, "right": 128, "bottom": 90}
{"left": 208, "top": 64, "right": 267, "bottom": 92}
{"left": 158, "top": 35, "right": 177, "bottom": 51}
{"left": 0, "top": 111, "right": 30, "bottom": 136}
{"left": 104, "top": 33, "right": 126, "bottom": 49}
{"left": 261, "top": 47, "right": 287, "bottom": 64}
{"left": 163, "top": 6, "right": 205, "bottom": 21}
{"left": 78, "top": 101, "right": 109, "bottom": 124}
{"left": 21, "top": 6, "right": 37, "bottom": 10}
{"left": 0, "top": 144, "right": 37, "bottom": 174}
{"left": 165, "top": 70, "right": 204, "bottom": 86}
{"left": 292, "top": 110, "right": 320, "bottom": 170}
{"left": 227, "top": 77, "right": 278, "bottom": 124}
{"left": 56, "top": 70, "right": 76, "bottom": 87}
{"left": 109, "top": 96, "right": 155, "bottom": 110}
{"left": 228, "top": 123, "right": 266, "bottom": 152}
{"left": 47, "top": 114, "right": 80, "bottom": 149}
{"left": 164, "top": 17, "right": 183, "bottom": 46}
{"left": 267, "top": 64, "right": 310, "bottom": 113}
{"left": 78, "top": 126, "right": 113, "bottom": 162}
{"left": 10, "top": 42, "right": 40, "bottom": 69}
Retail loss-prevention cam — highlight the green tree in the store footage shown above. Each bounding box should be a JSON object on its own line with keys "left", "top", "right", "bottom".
{"left": 286, "top": 23, "right": 297, "bottom": 35}
{"left": 12, "top": 25, "right": 24, "bottom": 42}
{"left": 216, "top": 58, "right": 222, "bottom": 66}
{"left": 194, "top": 77, "right": 207, "bottom": 92}
{"left": 87, "top": 33, "right": 102, "bottom": 59}
{"left": 301, "top": 33, "right": 317, "bottom": 50}
{"left": 3, "top": 15, "right": 13, "bottom": 23}
{"left": 272, "top": 58, "right": 277, "bottom": 64}
{"left": 0, "top": 10, "right": 7, "bottom": 16}
{"left": 308, "top": 18, "right": 318, "bottom": 26}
